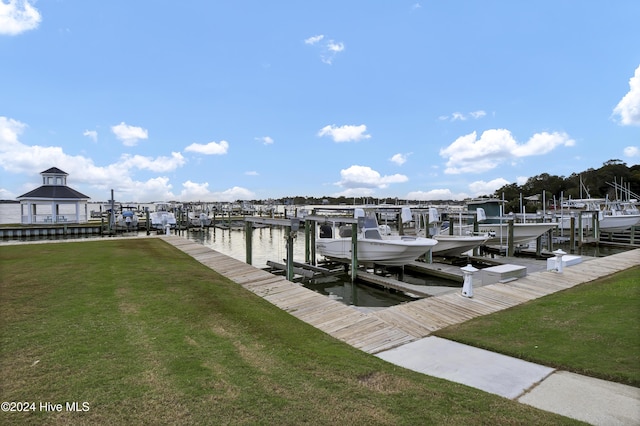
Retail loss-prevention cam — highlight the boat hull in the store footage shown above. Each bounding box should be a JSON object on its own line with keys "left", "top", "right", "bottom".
{"left": 477, "top": 223, "right": 557, "bottom": 246}
{"left": 600, "top": 214, "right": 640, "bottom": 232}
{"left": 432, "top": 235, "right": 489, "bottom": 257}
{"left": 555, "top": 213, "right": 640, "bottom": 232}
{"left": 316, "top": 237, "right": 437, "bottom": 266}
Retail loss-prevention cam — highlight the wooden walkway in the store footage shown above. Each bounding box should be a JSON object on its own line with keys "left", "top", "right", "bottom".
{"left": 162, "top": 236, "right": 639, "bottom": 354}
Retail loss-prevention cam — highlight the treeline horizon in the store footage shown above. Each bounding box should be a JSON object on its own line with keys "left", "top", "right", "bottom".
{"left": 269, "top": 159, "right": 640, "bottom": 212}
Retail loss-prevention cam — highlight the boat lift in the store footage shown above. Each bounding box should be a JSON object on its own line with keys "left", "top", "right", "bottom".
{"left": 244, "top": 214, "right": 362, "bottom": 283}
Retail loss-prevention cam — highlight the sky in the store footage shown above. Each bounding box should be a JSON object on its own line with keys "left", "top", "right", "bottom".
{"left": 1, "top": 1, "right": 639, "bottom": 203}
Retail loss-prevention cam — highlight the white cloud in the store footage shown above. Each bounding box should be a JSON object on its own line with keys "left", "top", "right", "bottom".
{"left": 178, "top": 180, "right": 211, "bottom": 200}
{"left": 255, "top": 136, "right": 273, "bottom": 145}
{"left": 613, "top": 65, "right": 640, "bottom": 126}
{"left": 118, "top": 152, "right": 185, "bottom": 172}
{"left": 305, "top": 34, "right": 345, "bottom": 64}
{"left": 327, "top": 40, "right": 344, "bottom": 53}
{"left": 440, "top": 129, "right": 575, "bottom": 174}
{"left": 0, "top": 187, "right": 16, "bottom": 199}
{"left": 0, "top": 0, "right": 41, "bottom": 36}
{"left": 245, "top": 171, "right": 259, "bottom": 176}
{"left": 468, "top": 178, "right": 511, "bottom": 196}
{"left": 304, "top": 34, "right": 324, "bottom": 45}
{"left": 83, "top": 130, "right": 98, "bottom": 142}
{"left": 336, "top": 165, "right": 408, "bottom": 190}
{"left": 406, "top": 189, "right": 469, "bottom": 201}
{"left": 512, "top": 131, "right": 575, "bottom": 157}
{"left": 184, "top": 140, "right": 229, "bottom": 155}
{"left": 451, "top": 112, "right": 466, "bottom": 121}
{"left": 111, "top": 122, "right": 149, "bottom": 147}
{"left": 318, "top": 124, "right": 370, "bottom": 142}
{"left": 624, "top": 146, "right": 640, "bottom": 157}
{"left": 440, "top": 110, "right": 487, "bottom": 122}
{"left": 0, "top": 116, "right": 25, "bottom": 147}
{"left": 390, "top": 153, "right": 410, "bottom": 166}
{"left": 211, "top": 186, "right": 255, "bottom": 202}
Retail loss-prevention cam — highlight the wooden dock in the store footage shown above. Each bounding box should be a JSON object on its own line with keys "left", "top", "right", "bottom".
{"left": 161, "top": 236, "right": 639, "bottom": 354}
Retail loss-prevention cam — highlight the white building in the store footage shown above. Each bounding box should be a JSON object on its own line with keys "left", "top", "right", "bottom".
{"left": 16, "top": 167, "right": 91, "bottom": 224}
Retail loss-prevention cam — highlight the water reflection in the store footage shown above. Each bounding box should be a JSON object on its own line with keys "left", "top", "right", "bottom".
{"left": 185, "top": 226, "right": 311, "bottom": 267}
{"left": 184, "top": 226, "right": 418, "bottom": 308}
{"left": 305, "top": 276, "right": 417, "bottom": 308}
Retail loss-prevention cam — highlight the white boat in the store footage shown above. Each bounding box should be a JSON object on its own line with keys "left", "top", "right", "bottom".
{"left": 432, "top": 234, "right": 490, "bottom": 257}
{"left": 424, "top": 208, "right": 489, "bottom": 257}
{"left": 316, "top": 209, "right": 438, "bottom": 267}
{"left": 467, "top": 198, "right": 558, "bottom": 246}
{"left": 150, "top": 203, "right": 177, "bottom": 230}
{"left": 554, "top": 198, "right": 640, "bottom": 232}
{"left": 115, "top": 208, "right": 139, "bottom": 230}
{"left": 477, "top": 222, "right": 558, "bottom": 246}
{"left": 189, "top": 211, "right": 212, "bottom": 227}
{"left": 600, "top": 212, "right": 640, "bottom": 232}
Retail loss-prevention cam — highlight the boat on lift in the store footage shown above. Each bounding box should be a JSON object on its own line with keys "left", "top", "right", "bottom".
{"left": 316, "top": 209, "right": 438, "bottom": 267}
{"left": 149, "top": 202, "right": 177, "bottom": 230}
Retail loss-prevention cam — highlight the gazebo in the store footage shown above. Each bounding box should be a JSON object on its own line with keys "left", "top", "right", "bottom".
{"left": 17, "top": 167, "right": 91, "bottom": 225}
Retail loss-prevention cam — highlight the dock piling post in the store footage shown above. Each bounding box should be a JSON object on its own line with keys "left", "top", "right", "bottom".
{"left": 351, "top": 222, "right": 358, "bottom": 283}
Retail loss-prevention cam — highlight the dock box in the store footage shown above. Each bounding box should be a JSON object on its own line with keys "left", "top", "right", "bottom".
{"left": 481, "top": 264, "right": 527, "bottom": 285}
{"left": 546, "top": 255, "right": 582, "bottom": 271}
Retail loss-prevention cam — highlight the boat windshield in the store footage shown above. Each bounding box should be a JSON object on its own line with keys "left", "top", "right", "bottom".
{"left": 361, "top": 214, "right": 378, "bottom": 229}
{"left": 364, "top": 229, "right": 383, "bottom": 240}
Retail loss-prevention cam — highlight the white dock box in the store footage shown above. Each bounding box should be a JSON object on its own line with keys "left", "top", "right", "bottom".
{"left": 481, "top": 264, "right": 527, "bottom": 285}
{"left": 546, "top": 255, "right": 582, "bottom": 271}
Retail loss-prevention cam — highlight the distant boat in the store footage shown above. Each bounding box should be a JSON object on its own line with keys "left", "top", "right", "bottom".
{"left": 555, "top": 198, "right": 640, "bottom": 232}
{"left": 189, "top": 211, "right": 212, "bottom": 227}
{"left": 467, "top": 198, "right": 558, "bottom": 246}
{"left": 115, "top": 207, "right": 139, "bottom": 230}
{"left": 316, "top": 209, "right": 438, "bottom": 267}
{"left": 149, "top": 203, "right": 177, "bottom": 230}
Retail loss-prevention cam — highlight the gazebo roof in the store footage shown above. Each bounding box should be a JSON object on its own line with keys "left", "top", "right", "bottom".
{"left": 17, "top": 185, "right": 90, "bottom": 200}
{"left": 41, "top": 167, "right": 68, "bottom": 175}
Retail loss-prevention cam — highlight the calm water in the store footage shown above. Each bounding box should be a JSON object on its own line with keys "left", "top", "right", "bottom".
{"left": 184, "top": 226, "right": 418, "bottom": 308}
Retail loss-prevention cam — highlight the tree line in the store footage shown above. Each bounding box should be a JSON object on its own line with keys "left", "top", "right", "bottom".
{"left": 245, "top": 159, "right": 640, "bottom": 214}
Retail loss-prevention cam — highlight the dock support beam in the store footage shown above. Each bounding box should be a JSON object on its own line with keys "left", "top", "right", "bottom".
{"left": 245, "top": 220, "right": 253, "bottom": 265}
{"left": 286, "top": 225, "right": 294, "bottom": 281}
{"left": 507, "top": 220, "right": 515, "bottom": 257}
{"left": 351, "top": 222, "right": 358, "bottom": 283}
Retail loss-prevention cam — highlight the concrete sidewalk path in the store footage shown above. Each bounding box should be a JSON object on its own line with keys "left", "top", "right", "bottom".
{"left": 377, "top": 336, "right": 640, "bottom": 425}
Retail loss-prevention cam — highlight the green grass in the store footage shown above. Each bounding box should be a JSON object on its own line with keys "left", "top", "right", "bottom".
{"left": 435, "top": 265, "right": 640, "bottom": 387}
{"left": 0, "top": 239, "right": 609, "bottom": 425}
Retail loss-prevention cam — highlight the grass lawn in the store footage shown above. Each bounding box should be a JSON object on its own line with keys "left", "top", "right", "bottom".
{"left": 435, "top": 265, "right": 640, "bottom": 387}
{"left": 0, "top": 238, "right": 605, "bottom": 425}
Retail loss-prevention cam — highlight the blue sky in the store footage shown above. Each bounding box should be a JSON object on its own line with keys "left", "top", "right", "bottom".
{"left": 1, "top": 1, "right": 639, "bottom": 203}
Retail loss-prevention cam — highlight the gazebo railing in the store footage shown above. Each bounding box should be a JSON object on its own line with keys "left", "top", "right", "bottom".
{"left": 22, "top": 214, "right": 88, "bottom": 224}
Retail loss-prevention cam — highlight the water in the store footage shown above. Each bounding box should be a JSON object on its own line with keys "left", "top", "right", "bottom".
{"left": 183, "top": 226, "right": 418, "bottom": 308}
{"left": 0, "top": 203, "right": 20, "bottom": 224}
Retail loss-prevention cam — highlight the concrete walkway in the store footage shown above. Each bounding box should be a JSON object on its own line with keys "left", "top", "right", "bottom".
{"left": 377, "top": 336, "right": 640, "bottom": 426}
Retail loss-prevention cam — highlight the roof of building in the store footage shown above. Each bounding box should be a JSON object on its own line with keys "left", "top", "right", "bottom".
{"left": 41, "top": 167, "right": 68, "bottom": 175}
{"left": 17, "top": 185, "right": 90, "bottom": 200}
